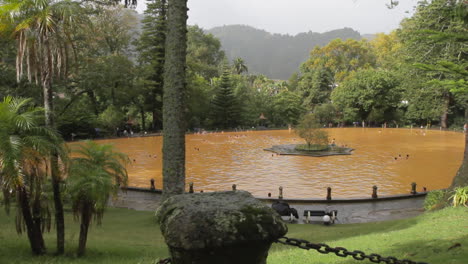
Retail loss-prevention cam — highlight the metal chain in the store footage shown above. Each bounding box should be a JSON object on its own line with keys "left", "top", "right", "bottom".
{"left": 275, "top": 237, "right": 428, "bottom": 264}
{"left": 157, "top": 258, "right": 172, "bottom": 264}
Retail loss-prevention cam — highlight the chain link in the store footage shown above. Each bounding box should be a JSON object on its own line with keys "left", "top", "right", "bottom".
{"left": 157, "top": 258, "right": 171, "bottom": 264}
{"left": 276, "top": 237, "right": 428, "bottom": 264}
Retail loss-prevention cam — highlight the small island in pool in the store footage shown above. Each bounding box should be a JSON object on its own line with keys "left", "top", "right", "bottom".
{"left": 264, "top": 144, "right": 354, "bottom": 157}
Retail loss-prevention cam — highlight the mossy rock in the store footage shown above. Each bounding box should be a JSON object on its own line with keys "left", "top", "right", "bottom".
{"left": 156, "top": 191, "right": 287, "bottom": 250}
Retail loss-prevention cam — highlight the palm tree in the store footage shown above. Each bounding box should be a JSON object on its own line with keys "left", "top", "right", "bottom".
{"left": 233, "top": 57, "right": 248, "bottom": 75}
{"left": 68, "top": 140, "right": 128, "bottom": 256}
{"left": 0, "top": 0, "right": 86, "bottom": 253}
{"left": 0, "top": 96, "right": 66, "bottom": 255}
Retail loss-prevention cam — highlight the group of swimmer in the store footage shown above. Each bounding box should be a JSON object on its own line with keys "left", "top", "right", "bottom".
{"left": 394, "top": 154, "right": 410, "bottom": 161}
{"left": 330, "top": 138, "right": 348, "bottom": 148}
{"left": 228, "top": 135, "right": 248, "bottom": 138}
{"left": 131, "top": 153, "right": 159, "bottom": 163}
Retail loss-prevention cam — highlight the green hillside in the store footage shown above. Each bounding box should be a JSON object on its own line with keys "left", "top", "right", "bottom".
{"left": 207, "top": 25, "right": 363, "bottom": 79}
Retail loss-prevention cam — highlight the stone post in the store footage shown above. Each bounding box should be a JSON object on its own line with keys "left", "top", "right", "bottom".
{"left": 411, "top": 182, "right": 417, "bottom": 195}
{"left": 156, "top": 191, "right": 287, "bottom": 264}
{"left": 372, "top": 186, "right": 378, "bottom": 199}
{"left": 150, "top": 179, "right": 155, "bottom": 190}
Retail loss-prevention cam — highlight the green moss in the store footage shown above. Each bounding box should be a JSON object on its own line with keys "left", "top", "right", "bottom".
{"left": 235, "top": 206, "right": 286, "bottom": 240}
{"left": 424, "top": 190, "right": 447, "bottom": 211}
{"left": 295, "top": 144, "right": 329, "bottom": 151}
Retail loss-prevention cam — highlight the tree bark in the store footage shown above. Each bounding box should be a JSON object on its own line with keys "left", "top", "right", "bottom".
{"left": 18, "top": 187, "right": 46, "bottom": 255}
{"left": 42, "top": 36, "right": 65, "bottom": 255}
{"left": 440, "top": 93, "right": 450, "bottom": 129}
{"left": 51, "top": 155, "right": 65, "bottom": 254}
{"left": 449, "top": 108, "right": 468, "bottom": 189}
{"left": 162, "top": 0, "right": 188, "bottom": 200}
{"left": 152, "top": 108, "right": 159, "bottom": 131}
{"left": 77, "top": 203, "right": 92, "bottom": 257}
{"left": 141, "top": 108, "right": 146, "bottom": 131}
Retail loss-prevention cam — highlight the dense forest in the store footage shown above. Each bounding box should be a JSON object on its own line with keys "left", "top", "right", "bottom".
{"left": 207, "top": 25, "right": 363, "bottom": 79}
{"left": 0, "top": 0, "right": 466, "bottom": 140}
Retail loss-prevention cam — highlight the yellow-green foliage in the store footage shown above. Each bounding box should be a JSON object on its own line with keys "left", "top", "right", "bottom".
{"left": 449, "top": 186, "right": 468, "bottom": 207}
{"left": 295, "top": 114, "right": 329, "bottom": 147}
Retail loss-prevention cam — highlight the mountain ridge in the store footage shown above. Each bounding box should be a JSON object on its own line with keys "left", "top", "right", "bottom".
{"left": 206, "top": 24, "right": 364, "bottom": 79}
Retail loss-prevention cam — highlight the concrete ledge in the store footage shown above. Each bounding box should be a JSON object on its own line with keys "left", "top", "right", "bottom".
{"left": 124, "top": 186, "right": 163, "bottom": 194}
{"left": 111, "top": 187, "right": 434, "bottom": 224}
{"left": 256, "top": 192, "right": 428, "bottom": 203}
{"left": 264, "top": 144, "right": 354, "bottom": 157}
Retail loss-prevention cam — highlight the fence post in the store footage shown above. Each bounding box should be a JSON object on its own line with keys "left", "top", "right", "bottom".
{"left": 150, "top": 179, "right": 155, "bottom": 190}
{"left": 372, "top": 186, "right": 378, "bottom": 199}
{"left": 411, "top": 182, "right": 417, "bottom": 195}
{"left": 156, "top": 191, "right": 287, "bottom": 264}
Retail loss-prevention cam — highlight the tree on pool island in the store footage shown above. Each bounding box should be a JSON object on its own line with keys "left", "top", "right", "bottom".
{"left": 295, "top": 113, "right": 329, "bottom": 150}
{"left": 68, "top": 141, "right": 129, "bottom": 256}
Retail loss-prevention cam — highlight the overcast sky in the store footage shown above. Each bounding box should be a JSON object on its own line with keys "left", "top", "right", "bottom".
{"left": 135, "top": 0, "right": 419, "bottom": 35}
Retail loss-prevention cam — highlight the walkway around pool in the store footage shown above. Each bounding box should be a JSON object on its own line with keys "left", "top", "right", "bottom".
{"left": 109, "top": 187, "right": 428, "bottom": 224}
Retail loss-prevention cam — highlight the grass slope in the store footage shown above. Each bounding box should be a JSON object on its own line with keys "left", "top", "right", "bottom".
{"left": 0, "top": 207, "right": 466, "bottom": 264}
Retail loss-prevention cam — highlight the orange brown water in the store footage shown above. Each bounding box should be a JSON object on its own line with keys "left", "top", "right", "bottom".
{"left": 92, "top": 128, "right": 464, "bottom": 198}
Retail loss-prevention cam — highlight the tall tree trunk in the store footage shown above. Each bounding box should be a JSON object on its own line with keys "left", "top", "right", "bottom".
{"left": 77, "top": 203, "right": 92, "bottom": 257}
{"left": 87, "top": 90, "right": 100, "bottom": 115}
{"left": 42, "top": 37, "right": 65, "bottom": 255}
{"left": 152, "top": 108, "right": 159, "bottom": 131}
{"left": 450, "top": 108, "right": 468, "bottom": 189}
{"left": 112, "top": 82, "right": 118, "bottom": 106}
{"left": 162, "top": 0, "right": 188, "bottom": 200}
{"left": 141, "top": 108, "right": 146, "bottom": 131}
{"left": 440, "top": 93, "right": 450, "bottom": 129}
{"left": 18, "top": 187, "right": 46, "bottom": 255}
{"left": 51, "top": 155, "right": 65, "bottom": 254}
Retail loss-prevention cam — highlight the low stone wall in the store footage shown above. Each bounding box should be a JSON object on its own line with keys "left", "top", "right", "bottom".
{"left": 109, "top": 187, "right": 163, "bottom": 211}
{"left": 257, "top": 193, "right": 427, "bottom": 224}
{"left": 110, "top": 187, "right": 428, "bottom": 224}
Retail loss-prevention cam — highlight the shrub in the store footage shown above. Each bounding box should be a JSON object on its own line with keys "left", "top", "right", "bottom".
{"left": 424, "top": 190, "right": 446, "bottom": 211}
{"left": 449, "top": 186, "right": 468, "bottom": 207}
{"left": 295, "top": 114, "right": 329, "bottom": 148}
{"left": 98, "top": 105, "right": 125, "bottom": 133}
{"left": 295, "top": 144, "right": 329, "bottom": 151}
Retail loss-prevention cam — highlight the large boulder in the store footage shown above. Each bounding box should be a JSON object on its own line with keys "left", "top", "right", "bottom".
{"left": 156, "top": 191, "right": 288, "bottom": 264}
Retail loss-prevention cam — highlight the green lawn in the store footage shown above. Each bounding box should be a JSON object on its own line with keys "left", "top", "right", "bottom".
{"left": 0, "top": 206, "right": 466, "bottom": 264}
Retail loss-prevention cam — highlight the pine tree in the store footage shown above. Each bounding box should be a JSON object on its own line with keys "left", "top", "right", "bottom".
{"left": 212, "top": 68, "right": 240, "bottom": 129}
{"left": 137, "top": 0, "right": 167, "bottom": 131}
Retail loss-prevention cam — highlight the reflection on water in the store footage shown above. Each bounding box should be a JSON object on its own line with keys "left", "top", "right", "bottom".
{"left": 92, "top": 128, "right": 464, "bottom": 198}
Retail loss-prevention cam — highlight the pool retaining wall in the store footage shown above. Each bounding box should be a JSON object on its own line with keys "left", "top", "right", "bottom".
{"left": 109, "top": 186, "right": 429, "bottom": 224}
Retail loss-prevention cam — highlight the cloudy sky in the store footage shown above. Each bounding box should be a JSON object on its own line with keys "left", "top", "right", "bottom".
{"left": 135, "top": 0, "right": 419, "bottom": 35}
